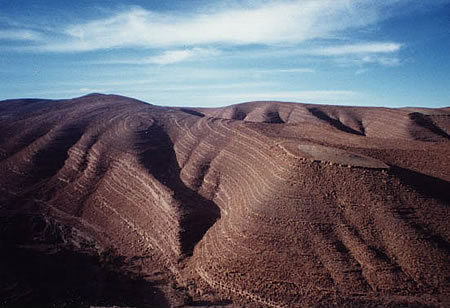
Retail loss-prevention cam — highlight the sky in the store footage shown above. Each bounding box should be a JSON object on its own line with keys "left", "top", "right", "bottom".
{"left": 0, "top": 0, "right": 449, "bottom": 108}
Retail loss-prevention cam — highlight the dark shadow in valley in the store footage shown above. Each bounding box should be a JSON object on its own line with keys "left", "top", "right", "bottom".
{"left": 137, "top": 123, "right": 221, "bottom": 256}
{"left": 390, "top": 166, "right": 450, "bottom": 205}
{"left": 0, "top": 214, "right": 169, "bottom": 308}
{"left": 409, "top": 222, "right": 450, "bottom": 255}
{"left": 409, "top": 112, "right": 450, "bottom": 140}
{"left": 30, "top": 125, "right": 85, "bottom": 182}
{"left": 231, "top": 108, "right": 247, "bottom": 120}
{"left": 179, "top": 108, "right": 205, "bottom": 117}
{"left": 308, "top": 108, "right": 364, "bottom": 136}
{"left": 263, "top": 111, "right": 285, "bottom": 124}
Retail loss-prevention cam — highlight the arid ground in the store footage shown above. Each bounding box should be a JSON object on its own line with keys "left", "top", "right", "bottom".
{"left": 0, "top": 94, "right": 449, "bottom": 307}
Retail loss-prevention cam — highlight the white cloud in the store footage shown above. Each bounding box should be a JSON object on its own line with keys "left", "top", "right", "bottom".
{"left": 256, "top": 68, "right": 316, "bottom": 73}
{"left": 312, "top": 42, "right": 402, "bottom": 56}
{"left": 334, "top": 55, "right": 401, "bottom": 67}
{"left": 145, "top": 48, "right": 220, "bottom": 64}
{"left": 0, "top": 29, "right": 43, "bottom": 41}
{"left": 91, "top": 48, "right": 220, "bottom": 65}
{"left": 147, "top": 50, "right": 197, "bottom": 65}
{"left": 299, "top": 42, "right": 403, "bottom": 67}
{"left": 0, "top": 1, "right": 408, "bottom": 69}
{"left": 79, "top": 87, "right": 103, "bottom": 93}
{"left": 33, "top": 1, "right": 406, "bottom": 51}
{"left": 360, "top": 55, "right": 401, "bottom": 66}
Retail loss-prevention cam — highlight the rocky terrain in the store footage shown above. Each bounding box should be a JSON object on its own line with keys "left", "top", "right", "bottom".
{"left": 0, "top": 94, "right": 449, "bottom": 307}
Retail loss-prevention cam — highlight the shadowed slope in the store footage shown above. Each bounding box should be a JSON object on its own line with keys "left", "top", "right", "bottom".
{"left": 195, "top": 101, "right": 450, "bottom": 141}
{"left": 408, "top": 112, "right": 450, "bottom": 140}
{"left": 0, "top": 94, "right": 449, "bottom": 307}
{"left": 137, "top": 122, "right": 220, "bottom": 256}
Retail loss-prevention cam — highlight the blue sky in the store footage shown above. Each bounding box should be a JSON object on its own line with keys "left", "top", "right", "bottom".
{"left": 0, "top": 0, "right": 449, "bottom": 108}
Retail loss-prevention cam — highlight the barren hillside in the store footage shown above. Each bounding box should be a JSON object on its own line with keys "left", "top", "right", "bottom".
{"left": 0, "top": 94, "right": 449, "bottom": 307}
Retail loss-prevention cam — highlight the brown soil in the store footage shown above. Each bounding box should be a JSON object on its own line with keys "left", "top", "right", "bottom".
{"left": 0, "top": 94, "right": 449, "bottom": 307}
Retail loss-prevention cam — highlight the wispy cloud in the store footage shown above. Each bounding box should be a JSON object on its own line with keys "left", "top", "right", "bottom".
{"left": 256, "top": 68, "right": 316, "bottom": 73}
{"left": 143, "top": 48, "right": 220, "bottom": 65}
{"left": 147, "top": 48, "right": 209, "bottom": 65}
{"left": 11, "top": 1, "right": 407, "bottom": 52}
{"left": 312, "top": 42, "right": 403, "bottom": 67}
{"left": 272, "top": 42, "right": 404, "bottom": 67}
{"left": 78, "top": 87, "right": 103, "bottom": 93}
{"left": 0, "top": 29, "right": 43, "bottom": 41}
{"left": 360, "top": 55, "right": 401, "bottom": 66}
{"left": 311, "top": 42, "right": 402, "bottom": 56}
{"left": 0, "top": 1, "right": 410, "bottom": 69}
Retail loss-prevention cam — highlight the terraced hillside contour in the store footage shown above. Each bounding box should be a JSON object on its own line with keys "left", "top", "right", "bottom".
{"left": 0, "top": 94, "right": 449, "bottom": 307}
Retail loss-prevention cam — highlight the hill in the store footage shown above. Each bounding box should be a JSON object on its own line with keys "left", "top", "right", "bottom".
{"left": 0, "top": 94, "right": 449, "bottom": 307}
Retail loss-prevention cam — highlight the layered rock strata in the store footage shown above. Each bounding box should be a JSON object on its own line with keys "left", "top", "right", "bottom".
{"left": 0, "top": 94, "right": 449, "bottom": 307}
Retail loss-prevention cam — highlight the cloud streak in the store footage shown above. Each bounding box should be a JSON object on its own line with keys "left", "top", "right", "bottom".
{"left": 305, "top": 42, "right": 403, "bottom": 67}
{"left": 256, "top": 68, "right": 316, "bottom": 73}
{"left": 0, "top": 29, "right": 43, "bottom": 41}
{"left": 312, "top": 42, "right": 402, "bottom": 56}
{"left": 21, "top": 1, "right": 406, "bottom": 52}
{"left": 145, "top": 48, "right": 220, "bottom": 65}
{"left": 0, "top": 1, "right": 409, "bottom": 69}
{"left": 91, "top": 48, "right": 220, "bottom": 65}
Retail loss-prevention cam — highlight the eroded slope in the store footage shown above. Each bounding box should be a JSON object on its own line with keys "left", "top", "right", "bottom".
{"left": 0, "top": 94, "right": 449, "bottom": 307}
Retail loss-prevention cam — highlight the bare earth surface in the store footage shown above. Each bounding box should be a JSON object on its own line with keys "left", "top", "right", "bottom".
{"left": 0, "top": 94, "right": 449, "bottom": 307}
